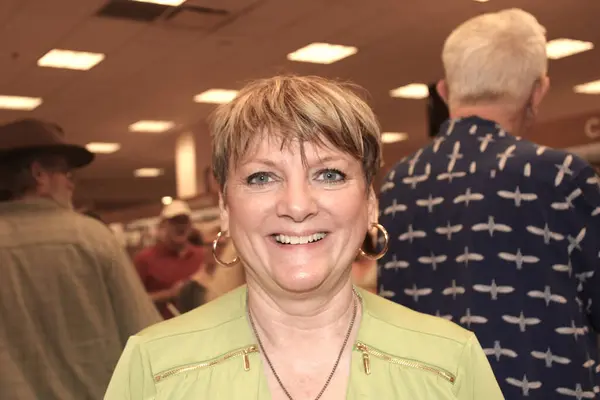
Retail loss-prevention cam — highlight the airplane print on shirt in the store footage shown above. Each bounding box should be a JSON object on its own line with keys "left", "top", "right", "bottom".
{"left": 378, "top": 116, "right": 600, "bottom": 398}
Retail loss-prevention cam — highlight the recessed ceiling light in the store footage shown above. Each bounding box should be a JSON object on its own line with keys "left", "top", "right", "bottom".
{"left": 287, "top": 42, "right": 358, "bottom": 64}
{"left": 574, "top": 79, "right": 600, "bottom": 95}
{"left": 129, "top": 120, "right": 175, "bottom": 133}
{"left": 194, "top": 89, "right": 238, "bottom": 104}
{"left": 382, "top": 132, "right": 409, "bottom": 143}
{"left": 162, "top": 196, "right": 173, "bottom": 205}
{"left": 472, "top": 0, "right": 489, "bottom": 2}
{"left": 85, "top": 142, "right": 121, "bottom": 154}
{"left": 390, "top": 83, "right": 429, "bottom": 99}
{"left": 0, "top": 95, "right": 42, "bottom": 110}
{"left": 134, "top": 168, "right": 164, "bottom": 178}
{"left": 131, "top": 0, "right": 187, "bottom": 5}
{"left": 37, "top": 49, "right": 105, "bottom": 71}
{"left": 547, "top": 38, "right": 594, "bottom": 60}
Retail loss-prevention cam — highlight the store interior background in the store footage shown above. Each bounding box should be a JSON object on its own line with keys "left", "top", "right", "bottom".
{"left": 1, "top": 0, "right": 600, "bottom": 252}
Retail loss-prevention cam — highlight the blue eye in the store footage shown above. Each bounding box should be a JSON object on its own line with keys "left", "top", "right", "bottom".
{"left": 317, "top": 169, "right": 346, "bottom": 183}
{"left": 247, "top": 172, "right": 273, "bottom": 185}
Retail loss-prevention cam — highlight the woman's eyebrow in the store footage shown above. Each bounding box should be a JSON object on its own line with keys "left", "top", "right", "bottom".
{"left": 239, "top": 158, "right": 279, "bottom": 168}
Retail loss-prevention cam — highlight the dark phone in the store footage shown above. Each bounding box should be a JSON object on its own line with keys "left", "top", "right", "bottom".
{"left": 427, "top": 82, "right": 449, "bottom": 138}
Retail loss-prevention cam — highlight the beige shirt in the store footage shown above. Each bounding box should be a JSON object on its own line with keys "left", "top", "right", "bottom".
{"left": 0, "top": 198, "right": 161, "bottom": 400}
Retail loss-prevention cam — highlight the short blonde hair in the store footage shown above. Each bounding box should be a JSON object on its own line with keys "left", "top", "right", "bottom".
{"left": 442, "top": 8, "right": 547, "bottom": 109}
{"left": 210, "top": 75, "right": 382, "bottom": 190}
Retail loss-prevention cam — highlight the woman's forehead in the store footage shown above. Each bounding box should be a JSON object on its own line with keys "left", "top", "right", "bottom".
{"left": 236, "top": 135, "right": 354, "bottom": 166}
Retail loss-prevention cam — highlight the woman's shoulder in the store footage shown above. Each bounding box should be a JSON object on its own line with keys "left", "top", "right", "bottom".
{"left": 357, "top": 290, "right": 503, "bottom": 399}
{"left": 360, "top": 289, "right": 473, "bottom": 345}
{"left": 136, "top": 285, "right": 250, "bottom": 345}
{"left": 118, "top": 286, "right": 255, "bottom": 382}
{"left": 359, "top": 289, "right": 480, "bottom": 389}
{"left": 105, "top": 286, "right": 256, "bottom": 398}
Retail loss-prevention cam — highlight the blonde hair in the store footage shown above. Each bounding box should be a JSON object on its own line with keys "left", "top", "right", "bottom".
{"left": 442, "top": 8, "right": 547, "bottom": 109}
{"left": 210, "top": 75, "right": 382, "bottom": 190}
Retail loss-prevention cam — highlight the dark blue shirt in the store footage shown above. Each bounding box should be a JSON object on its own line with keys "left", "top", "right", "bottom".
{"left": 378, "top": 116, "right": 600, "bottom": 399}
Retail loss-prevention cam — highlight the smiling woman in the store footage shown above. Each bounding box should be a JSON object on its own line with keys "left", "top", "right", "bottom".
{"left": 104, "top": 75, "right": 503, "bottom": 400}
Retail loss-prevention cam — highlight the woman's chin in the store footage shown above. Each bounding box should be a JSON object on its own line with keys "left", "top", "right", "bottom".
{"left": 273, "top": 270, "right": 329, "bottom": 294}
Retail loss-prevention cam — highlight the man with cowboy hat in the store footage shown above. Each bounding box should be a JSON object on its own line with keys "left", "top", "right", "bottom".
{"left": 0, "top": 118, "right": 161, "bottom": 399}
{"left": 0, "top": 118, "right": 94, "bottom": 205}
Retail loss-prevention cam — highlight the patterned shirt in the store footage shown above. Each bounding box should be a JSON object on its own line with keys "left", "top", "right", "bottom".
{"left": 378, "top": 116, "right": 600, "bottom": 399}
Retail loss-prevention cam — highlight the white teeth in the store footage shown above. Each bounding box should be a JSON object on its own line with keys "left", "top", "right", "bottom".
{"left": 274, "top": 232, "right": 326, "bottom": 245}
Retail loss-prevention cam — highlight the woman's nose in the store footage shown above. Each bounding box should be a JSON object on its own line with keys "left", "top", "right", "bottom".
{"left": 276, "top": 178, "right": 318, "bottom": 222}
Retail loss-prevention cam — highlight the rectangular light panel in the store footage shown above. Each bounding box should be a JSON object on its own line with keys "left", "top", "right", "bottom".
{"left": 134, "top": 168, "right": 164, "bottom": 177}
{"left": 382, "top": 132, "right": 409, "bottom": 143}
{"left": 0, "top": 95, "right": 42, "bottom": 110}
{"left": 85, "top": 142, "right": 121, "bottom": 154}
{"left": 389, "top": 83, "right": 429, "bottom": 99}
{"left": 547, "top": 38, "right": 594, "bottom": 60}
{"left": 574, "top": 80, "right": 600, "bottom": 95}
{"left": 38, "top": 49, "right": 105, "bottom": 71}
{"left": 287, "top": 42, "right": 358, "bottom": 64}
{"left": 194, "top": 89, "right": 238, "bottom": 104}
{"left": 131, "top": 0, "right": 187, "bottom": 5}
{"left": 129, "top": 120, "right": 175, "bottom": 133}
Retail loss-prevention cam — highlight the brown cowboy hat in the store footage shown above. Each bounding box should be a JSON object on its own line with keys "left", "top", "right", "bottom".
{"left": 0, "top": 118, "right": 94, "bottom": 168}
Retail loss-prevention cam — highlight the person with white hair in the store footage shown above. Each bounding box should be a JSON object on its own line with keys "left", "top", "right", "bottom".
{"left": 378, "top": 8, "right": 600, "bottom": 399}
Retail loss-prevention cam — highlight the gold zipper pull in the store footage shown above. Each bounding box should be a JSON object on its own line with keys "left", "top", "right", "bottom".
{"left": 362, "top": 352, "right": 371, "bottom": 375}
{"left": 357, "top": 343, "right": 371, "bottom": 375}
{"left": 243, "top": 351, "right": 250, "bottom": 371}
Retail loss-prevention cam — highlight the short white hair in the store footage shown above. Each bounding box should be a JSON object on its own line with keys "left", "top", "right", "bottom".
{"left": 442, "top": 8, "right": 547, "bottom": 109}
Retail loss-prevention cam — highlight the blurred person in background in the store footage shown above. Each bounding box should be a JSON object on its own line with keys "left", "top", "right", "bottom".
{"left": 134, "top": 199, "right": 206, "bottom": 319}
{"left": 187, "top": 227, "right": 204, "bottom": 246}
{"left": 105, "top": 75, "right": 501, "bottom": 399}
{"left": 378, "top": 9, "right": 600, "bottom": 398}
{"left": 176, "top": 224, "right": 246, "bottom": 314}
{"left": 0, "top": 119, "right": 161, "bottom": 400}
{"left": 200, "top": 226, "right": 245, "bottom": 302}
{"left": 81, "top": 208, "right": 107, "bottom": 225}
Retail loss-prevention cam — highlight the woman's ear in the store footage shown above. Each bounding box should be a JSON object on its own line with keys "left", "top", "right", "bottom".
{"left": 218, "top": 192, "right": 230, "bottom": 234}
{"left": 367, "top": 186, "right": 379, "bottom": 224}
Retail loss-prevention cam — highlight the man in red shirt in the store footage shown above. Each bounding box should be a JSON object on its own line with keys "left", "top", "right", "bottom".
{"left": 134, "top": 200, "right": 205, "bottom": 319}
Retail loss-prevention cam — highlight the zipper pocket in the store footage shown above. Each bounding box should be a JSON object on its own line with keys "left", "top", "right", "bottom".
{"left": 154, "top": 345, "right": 259, "bottom": 383}
{"left": 355, "top": 342, "right": 456, "bottom": 384}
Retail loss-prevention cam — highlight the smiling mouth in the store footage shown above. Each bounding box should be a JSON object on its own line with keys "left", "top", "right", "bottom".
{"left": 273, "top": 233, "right": 327, "bottom": 245}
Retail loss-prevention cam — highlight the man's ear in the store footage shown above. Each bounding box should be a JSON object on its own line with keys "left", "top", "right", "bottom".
{"left": 531, "top": 75, "right": 550, "bottom": 114}
{"left": 218, "top": 192, "right": 230, "bottom": 234}
{"left": 436, "top": 79, "right": 449, "bottom": 105}
{"left": 30, "top": 160, "right": 49, "bottom": 190}
{"left": 30, "top": 161, "right": 45, "bottom": 183}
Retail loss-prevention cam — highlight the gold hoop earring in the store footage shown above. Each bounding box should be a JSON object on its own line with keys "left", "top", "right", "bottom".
{"left": 212, "top": 231, "right": 239, "bottom": 267}
{"left": 358, "top": 223, "right": 389, "bottom": 260}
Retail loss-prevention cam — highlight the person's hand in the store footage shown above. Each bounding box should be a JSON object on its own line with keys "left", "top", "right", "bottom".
{"left": 191, "top": 267, "right": 212, "bottom": 287}
{"left": 169, "top": 280, "right": 186, "bottom": 298}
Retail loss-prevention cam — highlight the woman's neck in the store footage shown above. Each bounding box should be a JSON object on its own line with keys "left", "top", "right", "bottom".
{"left": 246, "top": 279, "right": 358, "bottom": 347}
